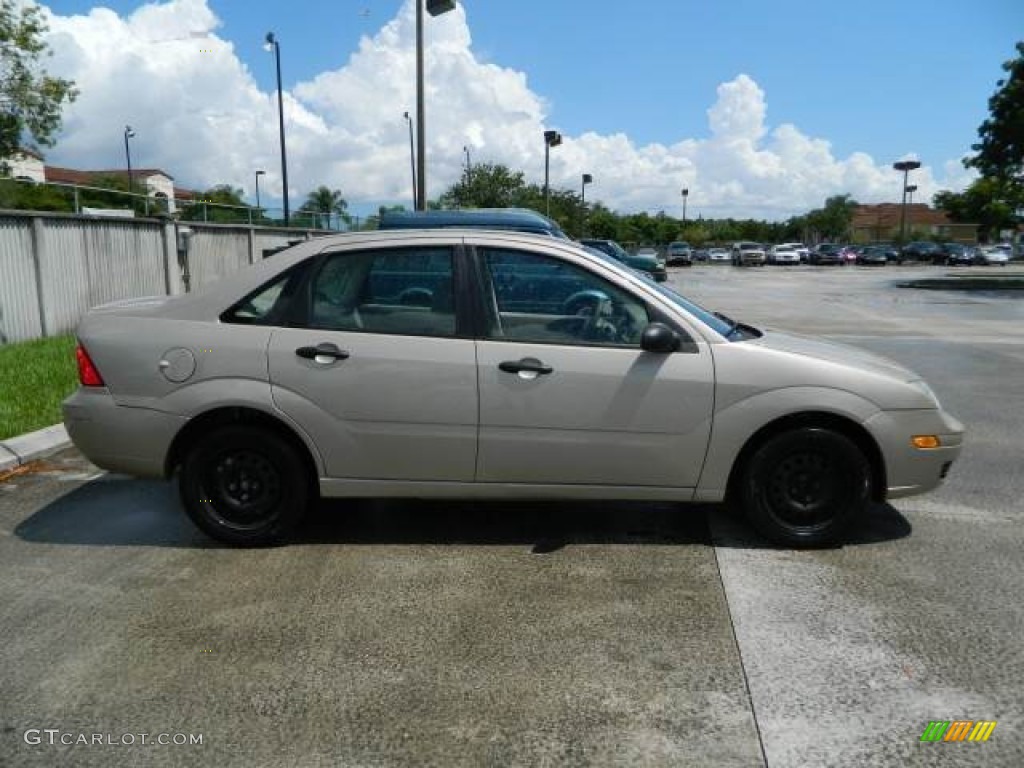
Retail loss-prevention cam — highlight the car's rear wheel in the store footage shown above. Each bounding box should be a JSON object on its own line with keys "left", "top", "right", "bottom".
{"left": 179, "top": 425, "right": 309, "bottom": 546}
{"left": 739, "top": 427, "right": 870, "bottom": 547}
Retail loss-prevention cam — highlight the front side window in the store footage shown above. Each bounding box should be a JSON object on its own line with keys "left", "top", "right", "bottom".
{"left": 310, "top": 247, "right": 456, "bottom": 337}
{"left": 478, "top": 248, "right": 649, "bottom": 347}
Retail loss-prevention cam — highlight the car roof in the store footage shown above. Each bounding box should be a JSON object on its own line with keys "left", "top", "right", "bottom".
{"left": 378, "top": 208, "right": 567, "bottom": 238}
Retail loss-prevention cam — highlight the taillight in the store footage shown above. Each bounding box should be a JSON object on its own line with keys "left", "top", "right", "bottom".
{"left": 75, "top": 344, "right": 105, "bottom": 387}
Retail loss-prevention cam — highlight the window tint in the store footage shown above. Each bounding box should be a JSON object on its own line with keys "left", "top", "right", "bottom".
{"left": 310, "top": 247, "right": 456, "bottom": 337}
{"left": 478, "top": 248, "right": 649, "bottom": 347}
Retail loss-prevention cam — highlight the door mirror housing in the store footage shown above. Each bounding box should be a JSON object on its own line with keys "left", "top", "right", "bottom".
{"left": 640, "top": 322, "right": 680, "bottom": 354}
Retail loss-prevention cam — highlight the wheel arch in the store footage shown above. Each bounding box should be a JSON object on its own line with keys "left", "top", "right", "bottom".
{"left": 164, "top": 406, "right": 321, "bottom": 498}
{"left": 724, "top": 411, "right": 887, "bottom": 505}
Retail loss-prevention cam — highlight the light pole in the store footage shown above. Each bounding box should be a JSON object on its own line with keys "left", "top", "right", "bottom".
{"left": 893, "top": 160, "right": 921, "bottom": 243}
{"left": 906, "top": 184, "right": 918, "bottom": 206}
{"left": 124, "top": 126, "right": 135, "bottom": 195}
{"left": 681, "top": 187, "right": 689, "bottom": 224}
{"left": 265, "top": 32, "right": 290, "bottom": 226}
{"left": 463, "top": 145, "right": 471, "bottom": 179}
{"left": 543, "top": 129, "right": 562, "bottom": 217}
{"left": 404, "top": 111, "right": 417, "bottom": 208}
{"left": 581, "top": 173, "right": 592, "bottom": 235}
{"left": 416, "top": 0, "right": 457, "bottom": 210}
{"left": 255, "top": 170, "right": 265, "bottom": 213}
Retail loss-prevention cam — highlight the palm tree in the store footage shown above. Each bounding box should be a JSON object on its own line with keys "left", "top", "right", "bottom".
{"left": 300, "top": 186, "right": 351, "bottom": 230}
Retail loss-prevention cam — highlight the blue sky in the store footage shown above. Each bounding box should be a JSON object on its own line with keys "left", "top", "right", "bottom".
{"left": 39, "top": 0, "right": 1024, "bottom": 219}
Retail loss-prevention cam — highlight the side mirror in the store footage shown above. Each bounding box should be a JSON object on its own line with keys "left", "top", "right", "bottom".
{"left": 640, "top": 322, "right": 680, "bottom": 354}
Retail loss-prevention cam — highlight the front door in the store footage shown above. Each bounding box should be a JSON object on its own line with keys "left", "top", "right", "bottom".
{"left": 473, "top": 247, "right": 714, "bottom": 488}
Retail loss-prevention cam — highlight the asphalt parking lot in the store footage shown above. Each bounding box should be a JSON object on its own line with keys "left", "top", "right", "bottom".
{"left": 2, "top": 264, "right": 1023, "bottom": 767}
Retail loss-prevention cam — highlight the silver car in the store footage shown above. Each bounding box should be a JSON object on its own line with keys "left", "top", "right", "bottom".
{"left": 63, "top": 230, "right": 963, "bottom": 547}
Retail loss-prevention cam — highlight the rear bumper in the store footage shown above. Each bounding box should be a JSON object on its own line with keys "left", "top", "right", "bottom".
{"left": 63, "top": 388, "right": 185, "bottom": 478}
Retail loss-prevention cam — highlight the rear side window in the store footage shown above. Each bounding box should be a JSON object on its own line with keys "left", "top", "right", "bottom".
{"left": 221, "top": 266, "right": 303, "bottom": 325}
{"left": 309, "top": 247, "right": 457, "bottom": 338}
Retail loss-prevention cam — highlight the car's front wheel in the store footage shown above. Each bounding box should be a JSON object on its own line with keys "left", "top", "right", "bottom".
{"left": 738, "top": 427, "right": 870, "bottom": 547}
{"left": 179, "top": 425, "right": 309, "bottom": 546}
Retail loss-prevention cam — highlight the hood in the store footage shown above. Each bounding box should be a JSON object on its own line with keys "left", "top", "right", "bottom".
{"left": 750, "top": 329, "right": 919, "bottom": 383}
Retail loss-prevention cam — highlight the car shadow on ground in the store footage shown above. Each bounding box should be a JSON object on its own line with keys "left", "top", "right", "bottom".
{"left": 14, "top": 474, "right": 911, "bottom": 551}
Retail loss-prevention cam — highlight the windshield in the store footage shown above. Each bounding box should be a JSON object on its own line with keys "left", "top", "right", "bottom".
{"left": 647, "top": 281, "right": 737, "bottom": 338}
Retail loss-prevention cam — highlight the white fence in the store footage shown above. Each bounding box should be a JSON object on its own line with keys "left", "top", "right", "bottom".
{"left": 0, "top": 210, "right": 325, "bottom": 344}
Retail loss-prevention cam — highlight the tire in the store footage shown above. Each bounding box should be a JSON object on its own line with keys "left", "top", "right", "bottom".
{"left": 179, "top": 425, "right": 309, "bottom": 546}
{"left": 738, "top": 428, "right": 870, "bottom": 547}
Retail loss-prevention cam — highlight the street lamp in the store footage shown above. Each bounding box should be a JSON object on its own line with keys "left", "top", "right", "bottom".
{"left": 681, "top": 187, "right": 689, "bottom": 224}
{"left": 265, "top": 32, "right": 290, "bottom": 226}
{"left": 906, "top": 184, "right": 918, "bottom": 206}
{"left": 893, "top": 160, "right": 921, "bottom": 243}
{"left": 416, "top": 0, "right": 457, "bottom": 210}
{"left": 255, "top": 170, "right": 266, "bottom": 212}
{"left": 543, "top": 129, "right": 562, "bottom": 217}
{"left": 463, "top": 145, "right": 471, "bottom": 178}
{"left": 123, "top": 126, "right": 135, "bottom": 195}
{"left": 403, "top": 111, "right": 417, "bottom": 208}
{"left": 581, "top": 173, "right": 593, "bottom": 236}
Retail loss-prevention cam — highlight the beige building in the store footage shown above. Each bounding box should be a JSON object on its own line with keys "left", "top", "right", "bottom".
{"left": 4, "top": 149, "right": 194, "bottom": 213}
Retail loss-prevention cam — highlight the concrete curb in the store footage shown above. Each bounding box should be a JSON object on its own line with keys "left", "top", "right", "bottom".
{"left": 0, "top": 424, "right": 71, "bottom": 473}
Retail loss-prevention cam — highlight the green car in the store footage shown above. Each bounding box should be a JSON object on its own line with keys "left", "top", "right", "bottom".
{"left": 580, "top": 239, "right": 668, "bottom": 281}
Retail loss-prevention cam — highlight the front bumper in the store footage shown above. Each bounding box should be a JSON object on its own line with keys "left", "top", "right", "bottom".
{"left": 63, "top": 388, "right": 186, "bottom": 478}
{"left": 865, "top": 407, "right": 964, "bottom": 499}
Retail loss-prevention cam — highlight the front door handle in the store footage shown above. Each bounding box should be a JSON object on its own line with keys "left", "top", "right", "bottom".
{"left": 498, "top": 358, "right": 553, "bottom": 376}
{"left": 296, "top": 342, "right": 350, "bottom": 363}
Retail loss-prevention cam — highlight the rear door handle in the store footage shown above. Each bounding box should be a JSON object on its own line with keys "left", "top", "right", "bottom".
{"left": 296, "top": 342, "right": 350, "bottom": 363}
{"left": 498, "top": 358, "right": 553, "bottom": 375}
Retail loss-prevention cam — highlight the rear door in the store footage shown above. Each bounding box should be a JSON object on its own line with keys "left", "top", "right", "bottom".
{"left": 267, "top": 241, "right": 479, "bottom": 482}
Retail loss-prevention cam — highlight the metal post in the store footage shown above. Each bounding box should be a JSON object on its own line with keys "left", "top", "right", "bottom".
{"left": 267, "top": 33, "right": 290, "bottom": 226}
{"left": 415, "top": 0, "right": 426, "bottom": 210}
{"left": 544, "top": 143, "right": 550, "bottom": 217}
{"left": 404, "top": 111, "right": 417, "bottom": 208}
{"left": 681, "top": 188, "right": 689, "bottom": 224}
{"left": 124, "top": 126, "right": 135, "bottom": 195}
{"left": 893, "top": 160, "right": 920, "bottom": 244}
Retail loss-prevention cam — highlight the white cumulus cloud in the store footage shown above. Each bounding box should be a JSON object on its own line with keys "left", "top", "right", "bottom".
{"left": 39, "top": 0, "right": 972, "bottom": 219}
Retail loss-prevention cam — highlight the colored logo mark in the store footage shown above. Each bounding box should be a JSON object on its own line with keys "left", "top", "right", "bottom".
{"left": 920, "top": 720, "right": 997, "bottom": 742}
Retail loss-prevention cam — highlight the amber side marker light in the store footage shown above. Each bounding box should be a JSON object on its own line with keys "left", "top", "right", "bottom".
{"left": 75, "top": 344, "right": 105, "bottom": 387}
{"left": 912, "top": 435, "right": 941, "bottom": 449}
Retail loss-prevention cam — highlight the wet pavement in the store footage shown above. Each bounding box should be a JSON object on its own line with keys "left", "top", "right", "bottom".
{"left": 2, "top": 264, "right": 1022, "bottom": 767}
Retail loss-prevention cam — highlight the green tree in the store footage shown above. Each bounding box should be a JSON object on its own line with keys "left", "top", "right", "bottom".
{"left": 0, "top": 0, "right": 78, "bottom": 167}
{"left": 439, "top": 162, "right": 528, "bottom": 208}
{"left": 966, "top": 42, "right": 1024, "bottom": 193}
{"left": 299, "top": 185, "right": 350, "bottom": 229}
{"left": 933, "top": 177, "right": 1020, "bottom": 241}
{"left": 180, "top": 184, "right": 252, "bottom": 223}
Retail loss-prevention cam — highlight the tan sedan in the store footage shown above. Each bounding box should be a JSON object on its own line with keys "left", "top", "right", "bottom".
{"left": 63, "top": 230, "right": 963, "bottom": 546}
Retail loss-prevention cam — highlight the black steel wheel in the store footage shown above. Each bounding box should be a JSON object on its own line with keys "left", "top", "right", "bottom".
{"left": 179, "top": 425, "right": 309, "bottom": 546}
{"left": 740, "top": 427, "right": 870, "bottom": 547}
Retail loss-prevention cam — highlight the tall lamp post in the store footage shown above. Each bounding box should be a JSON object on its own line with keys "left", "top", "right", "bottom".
{"left": 416, "top": 0, "right": 457, "bottom": 210}
{"left": 893, "top": 160, "right": 921, "bottom": 243}
{"left": 681, "top": 187, "right": 689, "bottom": 224}
{"left": 543, "top": 129, "right": 562, "bottom": 217}
{"left": 906, "top": 184, "right": 918, "bottom": 206}
{"left": 581, "top": 173, "right": 593, "bottom": 236}
{"left": 265, "top": 32, "right": 290, "bottom": 226}
{"left": 124, "top": 126, "right": 135, "bottom": 195}
{"left": 403, "top": 111, "right": 417, "bottom": 208}
{"left": 255, "top": 170, "right": 266, "bottom": 212}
